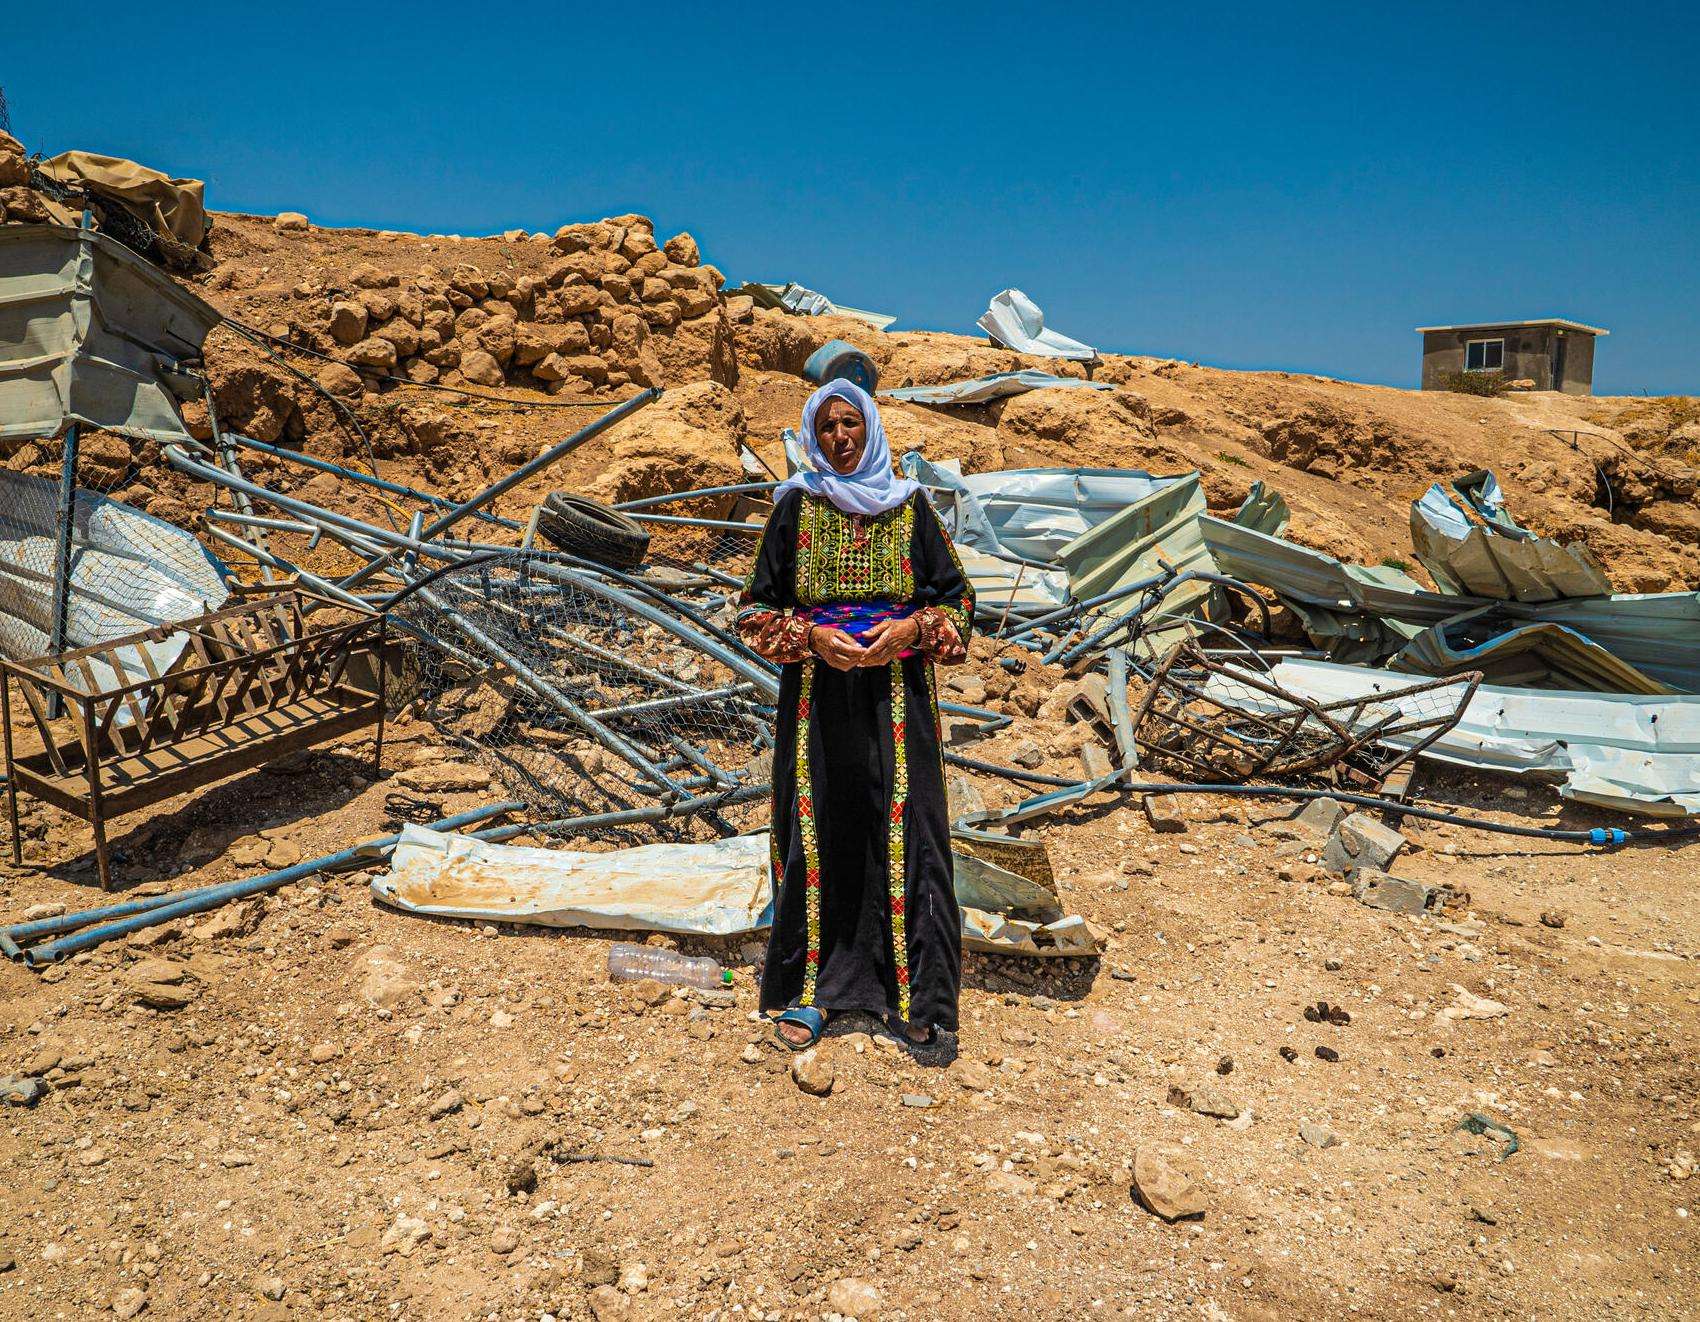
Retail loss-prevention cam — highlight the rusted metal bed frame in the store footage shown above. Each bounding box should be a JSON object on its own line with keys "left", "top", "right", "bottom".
{"left": 1, "top": 590, "right": 386, "bottom": 890}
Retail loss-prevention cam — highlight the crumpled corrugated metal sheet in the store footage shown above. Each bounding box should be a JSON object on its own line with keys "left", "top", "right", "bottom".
{"left": 1411, "top": 472, "right": 1612, "bottom": 601}
{"left": 0, "top": 223, "right": 220, "bottom": 443}
{"left": 976, "top": 289, "right": 1097, "bottom": 361}
{"left": 374, "top": 826, "right": 775, "bottom": 936}
{"left": 741, "top": 282, "right": 896, "bottom": 331}
{"left": 1388, "top": 610, "right": 1671, "bottom": 694}
{"left": 880, "top": 370, "right": 1111, "bottom": 406}
{"left": 376, "top": 825, "right": 1105, "bottom": 949}
{"left": 1258, "top": 659, "right": 1700, "bottom": 817}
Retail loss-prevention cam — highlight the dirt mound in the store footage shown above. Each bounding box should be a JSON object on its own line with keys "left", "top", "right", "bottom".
{"left": 163, "top": 207, "right": 1700, "bottom": 593}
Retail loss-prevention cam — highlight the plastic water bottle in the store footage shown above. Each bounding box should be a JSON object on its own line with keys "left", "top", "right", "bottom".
{"left": 607, "top": 943, "right": 732, "bottom": 990}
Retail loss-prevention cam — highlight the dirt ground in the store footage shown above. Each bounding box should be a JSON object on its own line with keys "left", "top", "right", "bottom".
{"left": 1, "top": 676, "right": 1696, "bottom": 1322}
{"left": 0, "top": 207, "right": 1697, "bottom": 1321}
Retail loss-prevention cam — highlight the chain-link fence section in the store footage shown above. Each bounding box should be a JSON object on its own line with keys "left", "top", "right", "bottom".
{"left": 387, "top": 551, "right": 774, "bottom": 843}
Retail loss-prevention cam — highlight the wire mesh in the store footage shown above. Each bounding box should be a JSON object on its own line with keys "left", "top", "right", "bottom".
{"left": 388, "top": 551, "right": 774, "bottom": 843}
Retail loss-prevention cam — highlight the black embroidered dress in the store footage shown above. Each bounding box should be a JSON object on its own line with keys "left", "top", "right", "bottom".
{"left": 737, "top": 489, "right": 973, "bottom": 1031}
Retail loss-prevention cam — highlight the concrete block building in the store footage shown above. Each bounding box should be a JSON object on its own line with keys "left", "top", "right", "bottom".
{"left": 1416, "top": 318, "right": 1607, "bottom": 394}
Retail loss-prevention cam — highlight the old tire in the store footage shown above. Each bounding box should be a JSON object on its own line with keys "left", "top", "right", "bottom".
{"left": 534, "top": 492, "right": 650, "bottom": 570}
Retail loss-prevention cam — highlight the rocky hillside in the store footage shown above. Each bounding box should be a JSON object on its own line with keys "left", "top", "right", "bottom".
{"left": 184, "top": 208, "right": 1699, "bottom": 595}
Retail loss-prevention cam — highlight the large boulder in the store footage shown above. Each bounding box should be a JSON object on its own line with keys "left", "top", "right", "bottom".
{"left": 993, "top": 386, "right": 1164, "bottom": 469}
{"left": 583, "top": 381, "right": 746, "bottom": 505}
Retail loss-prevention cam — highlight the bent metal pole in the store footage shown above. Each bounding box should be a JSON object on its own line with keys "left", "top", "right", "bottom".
{"left": 337, "top": 385, "right": 660, "bottom": 593}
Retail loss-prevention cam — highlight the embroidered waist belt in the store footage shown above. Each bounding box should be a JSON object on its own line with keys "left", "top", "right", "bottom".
{"left": 798, "top": 600, "right": 918, "bottom": 658}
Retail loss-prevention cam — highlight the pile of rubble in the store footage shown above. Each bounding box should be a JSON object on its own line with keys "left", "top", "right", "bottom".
{"left": 262, "top": 215, "right": 739, "bottom": 398}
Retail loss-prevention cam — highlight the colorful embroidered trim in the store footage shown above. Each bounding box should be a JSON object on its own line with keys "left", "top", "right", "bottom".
{"left": 888, "top": 659, "right": 911, "bottom": 1022}
{"left": 795, "top": 496, "right": 916, "bottom": 606}
{"left": 796, "top": 661, "right": 823, "bottom": 1007}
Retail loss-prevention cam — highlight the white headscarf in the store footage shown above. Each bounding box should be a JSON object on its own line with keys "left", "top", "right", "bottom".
{"left": 776, "top": 379, "right": 921, "bottom": 516}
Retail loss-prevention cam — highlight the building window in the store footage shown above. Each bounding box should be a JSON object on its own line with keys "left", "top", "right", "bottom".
{"left": 1465, "top": 338, "right": 1505, "bottom": 372}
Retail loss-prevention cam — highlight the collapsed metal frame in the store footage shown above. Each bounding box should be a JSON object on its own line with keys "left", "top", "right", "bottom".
{"left": 162, "top": 389, "right": 795, "bottom": 833}
{"left": 1130, "top": 638, "right": 1481, "bottom": 791}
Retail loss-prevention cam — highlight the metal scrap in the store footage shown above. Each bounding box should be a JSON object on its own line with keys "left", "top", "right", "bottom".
{"left": 1132, "top": 639, "right": 1479, "bottom": 791}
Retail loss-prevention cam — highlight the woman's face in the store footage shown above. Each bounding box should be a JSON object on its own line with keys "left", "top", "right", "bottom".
{"left": 814, "top": 397, "right": 868, "bottom": 475}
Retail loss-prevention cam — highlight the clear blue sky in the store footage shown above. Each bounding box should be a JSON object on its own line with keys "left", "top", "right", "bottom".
{"left": 6, "top": 2, "right": 1696, "bottom": 393}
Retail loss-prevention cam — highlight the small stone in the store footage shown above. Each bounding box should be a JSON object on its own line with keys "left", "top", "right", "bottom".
{"left": 1294, "top": 796, "right": 1345, "bottom": 839}
{"left": 1009, "top": 740, "right": 1045, "bottom": 770}
{"left": 948, "top": 1057, "right": 994, "bottom": 1091}
{"left": 630, "top": 978, "right": 670, "bottom": 1007}
{"left": 1540, "top": 911, "right": 1566, "bottom": 929}
{"left": 901, "top": 1093, "right": 935, "bottom": 1109}
{"left": 308, "top": 1042, "right": 340, "bottom": 1064}
{"left": 739, "top": 1043, "right": 763, "bottom": 1065}
{"left": 78, "top": 1147, "right": 109, "bottom": 1166}
{"left": 791, "top": 1047, "right": 834, "bottom": 1097}
{"left": 587, "top": 1285, "right": 632, "bottom": 1321}
{"left": 273, "top": 212, "right": 309, "bottom": 233}
{"left": 21, "top": 902, "right": 66, "bottom": 921}
{"left": 425, "top": 1088, "right": 463, "bottom": 1119}
{"left": 1299, "top": 1121, "right": 1340, "bottom": 1149}
{"left": 1321, "top": 813, "right": 1406, "bottom": 875}
{"left": 489, "top": 1225, "right": 519, "bottom": 1255}
{"left": 256, "top": 1276, "right": 285, "bottom": 1301}
{"left": 1315, "top": 1045, "right": 1340, "bottom": 1063}
{"left": 1353, "top": 869, "right": 1443, "bottom": 915}
{"left": 1142, "top": 794, "right": 1187, "bottom": 833}
{"left": 617, "top": 1260, "right": 648, "bottom": 1293}
{"left": 827, "top": 1277, "right": 882, "bottom": 1317}
{"left": 112, "top": 1286, "right": 148, "bottom": 1318}
{"left": 1189, "top": 1088, "right": 1239, "bottom": 1120}
{"left": 127, "top": 958, "right": 184, "bottom": 985}
{"left": 1324, "top": 957, "right": 1343, "bottom": 972}
{"left": 1279, "top": 1045, "right": 1298, "bottom": 1062}
{"left": 1131, "top": 1147, "right": 1207, "bottom": 1221}
{"left": 1216, "top": 1056, "right": 1234, "bottom": 1075}
{"left": 0, "top": 1076, "right": 48, "bottom": 1107}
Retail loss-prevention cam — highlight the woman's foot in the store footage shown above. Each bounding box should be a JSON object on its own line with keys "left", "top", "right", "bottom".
{"left": 885, "top": 1014, "right": 937, "bottom": 1047}
{"left": 777, "top": 1018, "right": 816, "bottom": 1048}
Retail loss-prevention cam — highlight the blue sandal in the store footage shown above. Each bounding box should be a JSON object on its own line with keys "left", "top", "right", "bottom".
{"left": 773, "top": 1005, "right": 827, "bottom": 1051}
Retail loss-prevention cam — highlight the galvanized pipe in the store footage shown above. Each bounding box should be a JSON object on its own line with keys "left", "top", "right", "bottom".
{"left": 8, "top": 801, "right": 525, "bottom": 965}
{"left": 230, "top": 434, "right": 520, "bottom": 531}
{"left": 613, "top": 481, "right": 779, "bottom": 511}
{"left": 1105, "top": 646, "right": 1139, "bottom": 769}
{"left": 471, "top": 784, "right": 770, "bottom": 843}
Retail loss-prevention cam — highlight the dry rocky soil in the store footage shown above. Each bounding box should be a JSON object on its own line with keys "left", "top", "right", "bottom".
{"left": 0, "top": 199, "right": 1697, "bottom": 1322}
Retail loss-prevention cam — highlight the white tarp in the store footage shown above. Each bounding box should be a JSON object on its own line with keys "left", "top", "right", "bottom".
{"left": 1254, "top": 659, "right": 1700, "bottom": 818}
{"left": 374, "top": 826, "right": 775, "bottom": 936}
{"left": 0, "top": 474, "right": 229, "bottom": 714}
{"left": 976, "top": 289, "right": 1097, "bottom": 361}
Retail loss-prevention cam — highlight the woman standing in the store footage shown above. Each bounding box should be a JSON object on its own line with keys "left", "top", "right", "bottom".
{"left": 737, "top": 380, "right": 973, "bottom": 1049}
